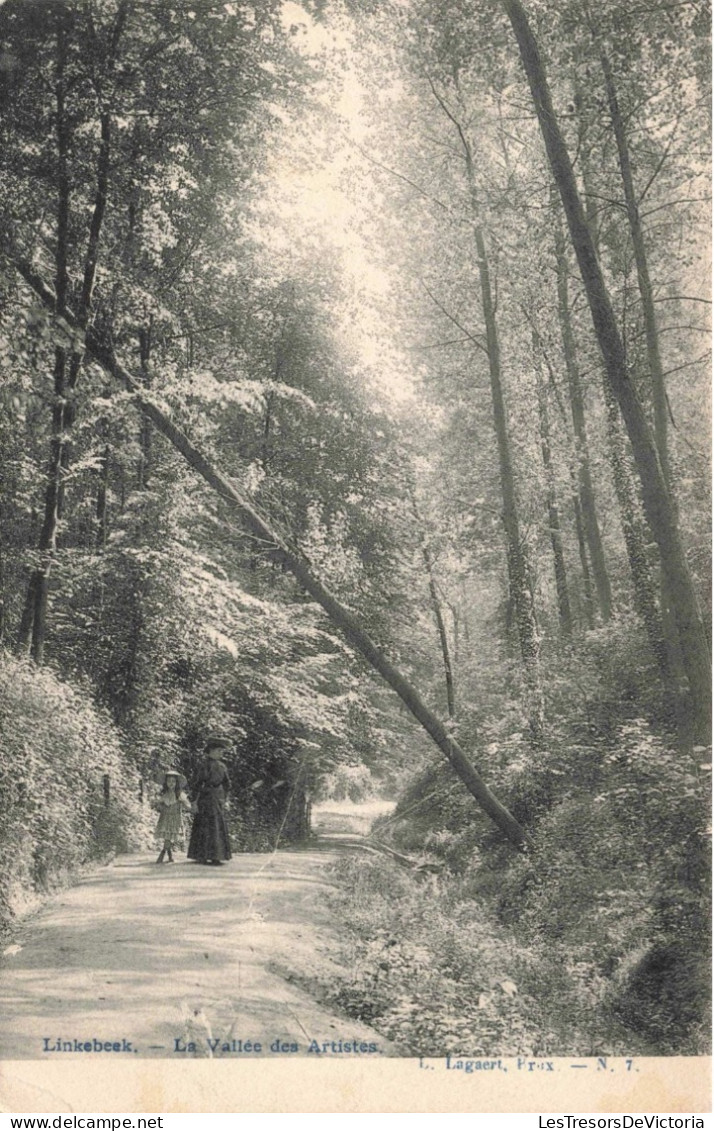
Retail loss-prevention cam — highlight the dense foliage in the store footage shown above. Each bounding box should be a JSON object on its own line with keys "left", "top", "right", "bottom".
{"left": 0, "top": 654, "right": 151, "bottom": 924}
{"left": 0, "top": 0, "right": 709, "bottom": 1053}
{"left": 361, "top": 706, "right": 710, "bottom": 1053}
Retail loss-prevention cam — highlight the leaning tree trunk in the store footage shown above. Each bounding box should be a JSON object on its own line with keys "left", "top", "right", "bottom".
{"left": 579, "top": 145, "right": 674, "bottom": 692}
{"left": 577, "top": 102, "right": 685, "bottom": 721}
{"left": 503, "top": 0, "right": 711, "bottom": 741}
{"left": 600, "top": 52, "right": 670, "bottom": 482}
{"left": 10, "top": 253, "right": 534, "bottom": 852}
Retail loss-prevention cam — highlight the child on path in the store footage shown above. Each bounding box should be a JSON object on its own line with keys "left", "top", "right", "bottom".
{"left": 154, "top": 770, "right": 192, "bottom": 863}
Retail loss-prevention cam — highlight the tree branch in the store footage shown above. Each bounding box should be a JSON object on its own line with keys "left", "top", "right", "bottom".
{"left": 420, "top": 283, "right": 490, "bottom": 358}
{"left": 350, "top": 141, "right": 451, "bottom": 214}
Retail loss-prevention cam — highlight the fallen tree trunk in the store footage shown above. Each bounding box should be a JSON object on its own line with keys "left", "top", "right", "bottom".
{"left": 10, "top": 254, "right": 534, "bottom": 852}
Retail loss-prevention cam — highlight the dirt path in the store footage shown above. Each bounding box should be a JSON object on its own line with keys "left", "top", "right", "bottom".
{"left": 0, "top": 847, "right": 395, "bottom": 1060}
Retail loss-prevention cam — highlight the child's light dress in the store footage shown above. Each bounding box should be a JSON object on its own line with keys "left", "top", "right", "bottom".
{"left": 155, "top": 789, "right": 192, "bottom": 843}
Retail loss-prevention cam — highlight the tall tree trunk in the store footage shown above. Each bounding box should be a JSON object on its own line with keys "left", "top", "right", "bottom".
{"left": 22, "top": 14, "right": 71, "bottom": 662}
{"left": 137, "top": 320, "right": 153, "bottom": 488}
{"left": 19, "top": 24, "right": 112, "bottom": 660}
{"left": 533, "top": 334, "right": 572, "bottom": 637}
{"left": 577, "top": 92, "right": 686, "bottom": 724}
{"left": 599, "top": 49, "right": 691, "bottom": 737}
{"left": 12, "top": 253, "right": 534, "bottom": 851}
{"left": 599, "top": 52, "right": 670, "bottom": 482}
{"left": 473, "top": 223, "right": 545, "bottom": 748}
{"left": 16, "top": 574, "right": 37, "bottom": 653}
{"left": 541, "top": 333, "right": 597, "bottom": 629}
{"left": 572, "top": 490, "right": 596, "bottom": 630}
{"left": 425, "top": 80, "right": 546, "bottom": 747}
{"left": 29, "top": 348, "right": 65, "bottom": 664}
{"left": 553, "top": 207, "right": 612, "bottom": 621}
{"left": 579, "top": 142, "right": 674, "bottom": 691}
{"left": 503, "top": 0, "right": 711, "bottom": 741}
{"left": 421, "top": 540, "right": 456, "bottom": 717}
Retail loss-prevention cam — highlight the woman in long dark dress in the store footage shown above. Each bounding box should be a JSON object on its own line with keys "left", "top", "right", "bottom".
{"left": 187, "top": 737, "right": 232, "bottom": 865}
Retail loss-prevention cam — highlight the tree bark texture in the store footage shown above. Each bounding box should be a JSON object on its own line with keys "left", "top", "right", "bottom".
{"left": 572, "top": 489, "right": 596, "bottom": 629}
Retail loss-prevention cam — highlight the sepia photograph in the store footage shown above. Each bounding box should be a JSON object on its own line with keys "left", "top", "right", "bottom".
{"left": 0, "top": 0, "right": 710, "bottom": 1114}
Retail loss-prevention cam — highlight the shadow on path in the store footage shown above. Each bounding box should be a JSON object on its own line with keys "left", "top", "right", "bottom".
{"left": 0, "top": 850, "right": 395, "bottom": 1059}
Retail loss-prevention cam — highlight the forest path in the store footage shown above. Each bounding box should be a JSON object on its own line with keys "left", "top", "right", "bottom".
{"left": 0, "top": 843, "right": 396, "bottom": 1060}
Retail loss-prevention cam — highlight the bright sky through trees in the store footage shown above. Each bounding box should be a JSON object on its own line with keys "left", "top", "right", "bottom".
{"left": 251, "top": 1, "right": 418, "bottom": 403}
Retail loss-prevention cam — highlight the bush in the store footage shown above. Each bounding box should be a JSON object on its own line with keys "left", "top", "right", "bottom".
{"left": 367, "top": 717, "right": 711, "bottom": 1054}
{"left": 0, "top": 653, "right": 153, "bottom": 927}
{"left": 317, "top": 855, "right": 611, "bottom": 1055}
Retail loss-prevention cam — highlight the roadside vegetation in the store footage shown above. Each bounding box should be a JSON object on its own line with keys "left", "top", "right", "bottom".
{"left": 0, "top": 0, "right": 709, "bottom": 1054}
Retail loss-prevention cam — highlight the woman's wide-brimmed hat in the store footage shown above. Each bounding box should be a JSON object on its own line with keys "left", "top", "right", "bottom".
{"left": 153, "top": 766, "right": 187, "bottom": 787}
{"left": 204, "top": 734, "right": 232, "bottom": 756}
